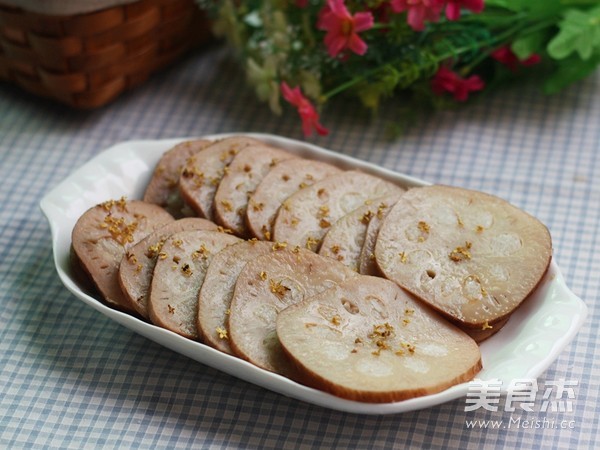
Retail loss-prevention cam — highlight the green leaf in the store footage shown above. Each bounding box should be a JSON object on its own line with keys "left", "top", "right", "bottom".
{"left": 511, "top": 31, "right": 547, "bottom": 59}
{"left": 547, "top": 6, "right": 600, "bottom": 60}
{"left": 560, "top": 0, "right": 600, "bottom": 5}
{"left": 485, "top": 0, "right": 563, "bottom": 13}
{"left": 543, "top": 52, "right": 600, "bottom": 93}
{"left": 356, "top": 66, "right": 401, "bottom": 110}
{"left": 483, "top": 0, "right": 519, "bottom": 10}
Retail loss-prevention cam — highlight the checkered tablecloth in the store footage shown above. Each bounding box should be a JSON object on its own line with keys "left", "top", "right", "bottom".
{"left": 1, "top": 44, "right": 598, "bottom": 449}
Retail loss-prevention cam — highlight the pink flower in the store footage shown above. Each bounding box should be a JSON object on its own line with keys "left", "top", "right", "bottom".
{"left": 281, "top": 82, "right": 329, "bottom": 137}
{"left": 431, "top": 66, "right": 484, "bottom": 101}
{"left": 445, "top": 0, "right": 484, "bottom": 21}
{"left": 491, "top": 47, "right": 541, "bottom": 72}
{"left": 317, "top": 0, "right": 374, "bottom": 57}
{"left": 390, "top": 0, "right": 444, "bottom": 31}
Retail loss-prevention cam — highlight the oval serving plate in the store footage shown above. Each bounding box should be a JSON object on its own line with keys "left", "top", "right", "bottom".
{"left": 40, "top": 133, "right": 587, "bottom": 415}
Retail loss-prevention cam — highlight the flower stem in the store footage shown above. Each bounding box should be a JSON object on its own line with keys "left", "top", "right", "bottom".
{"left": 322, "top": 66, "right": 385, "bottom": 100}
{"left": 460, "top": 17, "right": 558, "bottom": 74}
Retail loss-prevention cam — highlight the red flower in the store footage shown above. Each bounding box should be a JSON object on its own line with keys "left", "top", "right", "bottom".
{"left": 431, "top": 66, "right": 484, "bottom": 101}
{"left": 281, "top": 82, "right": 329, "bottom": 137}
{"left": 295, "top": 0, "right": 309, "bottom": 7}
{"left": 491, "top": 47, "right": 541, "bottom": 72}
{"left": 317, "top": 0, "right": 374, "bottom": 57}
{"left": 390, "top": 0, "right": 444, "bottom": 31}
{"left": 445, "top": 0, "right": 484, "bottom": 21}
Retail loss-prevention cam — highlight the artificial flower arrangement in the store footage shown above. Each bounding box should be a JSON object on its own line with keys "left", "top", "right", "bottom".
{"left": 197, "top": 0, "right": 600, "bottom": 137}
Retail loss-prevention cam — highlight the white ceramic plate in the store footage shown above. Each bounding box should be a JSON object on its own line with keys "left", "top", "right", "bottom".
{"left": 40, "top": 134, "right": 588, "bottom": 415}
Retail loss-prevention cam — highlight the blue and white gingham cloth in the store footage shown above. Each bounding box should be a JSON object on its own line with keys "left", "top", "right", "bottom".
{"left": 1, "top": 45, "right": 598, "bottom": 449}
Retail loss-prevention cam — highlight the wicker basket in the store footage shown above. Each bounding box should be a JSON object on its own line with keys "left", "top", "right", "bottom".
{"left": 0, "top": 0, "right": 211, "bottom": 108}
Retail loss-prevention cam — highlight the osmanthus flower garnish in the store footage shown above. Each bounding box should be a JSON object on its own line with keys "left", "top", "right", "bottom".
{"left": 197, "top": 0, "right": 600, "bottom": 137}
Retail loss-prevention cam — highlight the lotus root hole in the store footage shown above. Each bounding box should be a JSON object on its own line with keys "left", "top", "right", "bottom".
{"left": 341, "top": 298, "right": 360, "bottom": 314}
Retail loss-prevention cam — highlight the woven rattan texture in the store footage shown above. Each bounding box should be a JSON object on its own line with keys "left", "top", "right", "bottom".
{"left": 0, "top": 0, "right": 210, "bottom": 108}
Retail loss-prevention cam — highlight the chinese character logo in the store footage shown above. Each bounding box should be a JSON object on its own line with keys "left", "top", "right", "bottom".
{"left": 464, "top": 378, "right": 578, "bottom": 413}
